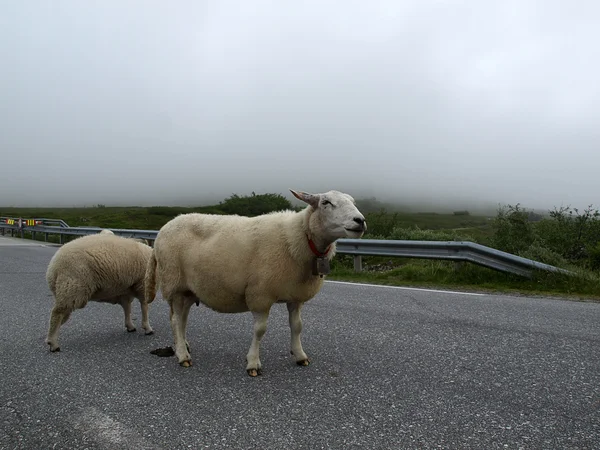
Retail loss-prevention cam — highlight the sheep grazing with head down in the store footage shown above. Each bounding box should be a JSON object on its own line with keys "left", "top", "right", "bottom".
{"left": 145, "top": 189, "right": 367, "bottom": 376}
{"left": 45, "top": 229, "right": 155, "bottom": 352}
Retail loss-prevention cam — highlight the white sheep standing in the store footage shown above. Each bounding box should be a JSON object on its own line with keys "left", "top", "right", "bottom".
{"left": 45, "top": 229, "right": 155, "bottom": 352}
{"left": 144, "top": 189, "right": 367, "bottom": 376}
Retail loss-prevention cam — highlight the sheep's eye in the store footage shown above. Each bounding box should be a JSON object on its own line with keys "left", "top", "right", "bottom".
{"left": 322, "top": 200, "right": 333, "bottom": 207}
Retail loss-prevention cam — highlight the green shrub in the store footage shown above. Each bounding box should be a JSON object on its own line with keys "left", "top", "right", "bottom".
{"left": 363, "top": 210, "right": 406, "bottom": 238}
{"left": 219, "top": 192, "right": 293, "bottom": 216}
{"left": 518, "top": 243, "right": 569, "bottom": 268}
{"left": 490, "top": 203, "right": 538, "bottom": 255}
{"left": 534, "top": 205, "right": 600, "bottom": 264}
{"left": 587, "top": 242, "right": 600, "bottom": 271}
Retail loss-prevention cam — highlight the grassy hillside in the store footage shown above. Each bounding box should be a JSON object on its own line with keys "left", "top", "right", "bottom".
{"left": 2, "top": 194, "right": 599, "bottom": 300}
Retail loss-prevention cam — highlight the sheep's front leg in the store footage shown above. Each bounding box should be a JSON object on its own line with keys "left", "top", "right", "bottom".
{"left": 120, "top": 298, "right": 136, "bottom": 332}
{"left": 170, "top": 294, "right": 196, "bottom": 367}
{"left": 287, "top": 302, "right": 310, "bottom": 366}
{"left": 246, "top": 310, "right": 270, "bottom": 377}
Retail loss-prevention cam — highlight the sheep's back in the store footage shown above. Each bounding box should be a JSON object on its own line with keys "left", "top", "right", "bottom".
{"left": 47, "top": 234, "right": 152, "bottom": 293}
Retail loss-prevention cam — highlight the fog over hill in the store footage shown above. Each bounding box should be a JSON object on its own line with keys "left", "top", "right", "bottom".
{"left": 1, "top": 1, "right": 598, "bottom": 214}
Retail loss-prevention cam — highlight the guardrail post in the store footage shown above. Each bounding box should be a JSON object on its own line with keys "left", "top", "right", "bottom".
{"left": 59, "top": 234, "right": 64, "bottom": 245}
{"left": 44, "top": 233, "right": 48, "bottom": 242}
{"left": 353, "top": 255, "right": 363, "bottom": 272}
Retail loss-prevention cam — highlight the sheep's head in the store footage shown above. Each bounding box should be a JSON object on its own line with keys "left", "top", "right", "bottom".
{"left": 290, "top": 189, "right": 367, "bottom": 240}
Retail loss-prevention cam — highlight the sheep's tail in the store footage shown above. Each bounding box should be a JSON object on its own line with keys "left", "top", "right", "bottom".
{"left": 144, "top": 249, "right": 158, "bottom": 303}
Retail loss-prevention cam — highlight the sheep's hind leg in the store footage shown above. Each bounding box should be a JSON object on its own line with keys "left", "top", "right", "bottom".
{"left": 170, "top": 293, "right": 196, "bottom": 367}
{"left": 133, "top": 286, "right": 154, "bottom": 335}
{"left": 246, "top": 310, "right": 270, "bottom": 377}
{"left": 46, "top": 282, "right": 90, "bottom": 352}
{"left": 120, "top": 298, "right": 136, "bottom": 332}
{"left": 180, "top": 293, "right": 197, "bottom": 352}
{"left": 287, "top": 302, "right": 310, "bottom": 366}
{"left": 46, "top": 306, "right": 72, "bottom": 352}
{"left": 139, "top": 300, "right": 154, "bottom": 335}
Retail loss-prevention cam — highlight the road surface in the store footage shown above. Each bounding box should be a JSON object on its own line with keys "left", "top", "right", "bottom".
{"left": 1, "top": 236, "right": 599, "bottom": 449}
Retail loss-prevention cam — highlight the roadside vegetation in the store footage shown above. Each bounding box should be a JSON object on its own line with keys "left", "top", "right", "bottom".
{"left": 2, "top": 193, "right": 599, "bottom": 300}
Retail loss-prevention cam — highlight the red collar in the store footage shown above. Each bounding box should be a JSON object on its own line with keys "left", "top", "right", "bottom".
{"left": 307, "top": 236, "right": 331, "bottom": 257}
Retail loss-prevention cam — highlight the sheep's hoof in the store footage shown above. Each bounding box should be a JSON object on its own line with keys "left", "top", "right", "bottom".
{"left": 291, "top": 351, "right": 310, "bottom": 366}
{"left": 47, "top": 340, "right": 60, "bottom": 352}
{"left": 145, "top": 330, "right": 154, "bottom": 336}
{"left": 180, "top": 360, "right": 192, "bottom": 368}
{"left": 127, "top": 328, "right": 136, "bottom": 333}
{"left": 247, "top": 368, "right": 262, "bottom": 377}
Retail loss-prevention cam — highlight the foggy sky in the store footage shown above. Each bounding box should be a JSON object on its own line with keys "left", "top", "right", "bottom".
{"left": 1, "top": 1, "right": 599, "bottom": 212}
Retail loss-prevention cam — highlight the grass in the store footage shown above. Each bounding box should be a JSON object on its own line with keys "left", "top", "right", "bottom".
{"left": 328, "top": 255, "right": 600, "bottom": 302}
{"left": 2, "top": 200, "right": 600, "bottom": 301}
{"left": 360, "top": 210, "right": 494, "bottom": 240}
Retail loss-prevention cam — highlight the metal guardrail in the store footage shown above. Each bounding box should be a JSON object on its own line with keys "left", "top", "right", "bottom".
{"left": 0, "top": 220, "right": 572, "bottom": 278}
{"left": 336, "top": 239, "right": 571, "bottom": 278}
{"left": 0, "top": 223, "right": 158, "bottom": 243}
{"left": 36, "top": 218, "right": 70, "bottom": 228}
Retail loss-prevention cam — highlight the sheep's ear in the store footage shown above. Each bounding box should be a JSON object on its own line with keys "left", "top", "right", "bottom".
{"left": 290, "top": 189, "right": 320, "bottom": 209}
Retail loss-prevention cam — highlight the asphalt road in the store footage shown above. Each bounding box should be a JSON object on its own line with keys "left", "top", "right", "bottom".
{"left": 1, "top": 236, "right": 599, "bottom": 449}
